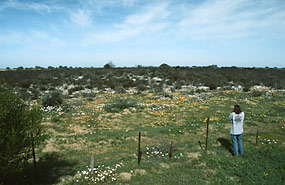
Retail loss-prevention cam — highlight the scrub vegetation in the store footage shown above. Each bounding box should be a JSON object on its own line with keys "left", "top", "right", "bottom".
{"left": 0, "top": 65, "right": 284, "bottom": 185}
{"left": 1, "top": 65, "right": 285, "bottom": 101}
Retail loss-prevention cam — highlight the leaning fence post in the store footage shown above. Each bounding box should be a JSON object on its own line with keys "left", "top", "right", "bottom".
{"left": 138, "top": 132, "right": 142, "bottom": 165}
{"left": 169, "top": 141, "right": 173, "bottom": 160}
{"left": 90, "top": 155, "right": 94, "bottom": 169}
{"left": 205, "top": 117, "right": 209, "bottom": 151}
{"left": 256, "top": 131, "right": 259, "bottom": 146}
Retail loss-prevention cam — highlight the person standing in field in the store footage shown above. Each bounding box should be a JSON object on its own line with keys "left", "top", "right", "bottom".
{"left": 229, "top": 105, "right": 244, "bottom": 156}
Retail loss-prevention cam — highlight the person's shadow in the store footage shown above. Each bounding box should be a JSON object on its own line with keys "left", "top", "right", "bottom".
{"left": 217, "top": 137, "right": 233, "bottom": 154}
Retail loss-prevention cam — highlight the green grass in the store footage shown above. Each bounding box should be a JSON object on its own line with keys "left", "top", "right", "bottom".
{"left": 3, "top": 90, "right": 285, "bottom": 185}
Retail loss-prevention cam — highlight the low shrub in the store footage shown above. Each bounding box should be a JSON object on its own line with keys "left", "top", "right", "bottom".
{"left": 82, "top": 92, "right": 97, "bottom": 98}
{"left": 31, "top": 89, "right": 41, "bottom": 100}
{"left": 115, "top": 85, "right": 126, "bottom": 93}
{"left": 163, "top": 92, "right": 173, "bottom": 99}
{"left": 42, "top": 91, "right": 63, "bottom": 107}
{"left": 137, "top": 83, "right": 147, "bottom": 92}
{"left": 104, "top": 97, "right": 142, "bottom": 113}
{"left": 17, "top": 88, "right": 31, "bottom": 101}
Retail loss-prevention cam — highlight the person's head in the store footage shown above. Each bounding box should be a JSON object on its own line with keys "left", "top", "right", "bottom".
{"left": 233, "top": 105, "right": 242, "bottom": 114}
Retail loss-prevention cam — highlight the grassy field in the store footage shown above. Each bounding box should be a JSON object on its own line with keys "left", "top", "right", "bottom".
{"left": 7, "top": 90, "right": 285, "bottom": 185}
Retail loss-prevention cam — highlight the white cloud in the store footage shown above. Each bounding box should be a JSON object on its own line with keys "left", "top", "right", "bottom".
{"left": 123, "top": 0, "right": 136, "bottom": 8}
{"left": 0, "top": 0, "right": 62, "bottom": 13}
{"left": 123, "top": 3, "right": 169, "bottom": 26}
{"left": 80, "top": 0, "right": 285, "bottom": 45}
{"left": 70, "top": 9, "right": 93, "bottom": 27}
{"left": 83, "top": 0, "right": 137, "bottom": 9}
{"left": 177, "top": 0, "right": 285, "bottom": 40}
{"left": 82, "top": 3, "right": 170, "bottom": 45}
{"left": 0, "top": 31, "right": 66, "bottom": 50}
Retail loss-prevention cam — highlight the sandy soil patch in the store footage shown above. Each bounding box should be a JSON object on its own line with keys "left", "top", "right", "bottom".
{"left": 134, "top": 169, "right": 147, "bottom": 175}
{"left": 42, "top": 121, "right": 54, "bottom": 126}
{"left": 187, "top": 152, "right": 201, "bottom": 159}
{"left": 245, "top": 98, "right": 257, "bottom": 105}
{"left": 72, "top": 115, "right": 90, "bottom": 122}
{"left": 119, "top": 172, "right": 132, "bottom": 180}
{"left": 69, "top": 124, "right": 89, "bottom": 134}
{"left": 160, "top": 163, "right": 170, "bottom": 169}
{"left": 43, "top": 138, "right": 59, "bottom": 153}
{"left": 123, "top": 108, "right": 131, "bottom": 114}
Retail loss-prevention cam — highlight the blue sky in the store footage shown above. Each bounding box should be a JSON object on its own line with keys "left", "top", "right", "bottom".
{"left": 0, "top": 0, "right": 285, "bottom": 68}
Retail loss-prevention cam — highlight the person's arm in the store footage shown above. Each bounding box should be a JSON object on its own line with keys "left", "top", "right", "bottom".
{"left": 229, "top": 112, "right": 233, "bottom": 120}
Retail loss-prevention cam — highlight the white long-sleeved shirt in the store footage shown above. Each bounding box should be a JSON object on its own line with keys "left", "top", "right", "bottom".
{"left": 229, "top": 112, "right": 244, "bottom": 135}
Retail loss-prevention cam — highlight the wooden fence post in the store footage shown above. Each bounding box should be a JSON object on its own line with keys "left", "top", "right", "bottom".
{"left": 205, "top": 117, "right": 209, "bottom": 151}
{"left": 90, "top": 155, "right": 94, "bottom": 169}
{"left": 138, "top": 132, "right": 142, "bottom": 165}
{"left": 256, "top": 131, "right": 258, "bottom": 146}
{"left": 169, "top": 141, "right": 173, "bottom": 160}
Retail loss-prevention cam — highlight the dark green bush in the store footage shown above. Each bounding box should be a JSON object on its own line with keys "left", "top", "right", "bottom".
{"left": 122, "top": 78, "right": 136, "bottom": 88}
{"left": 31, "top": 89, "right": 41, "bottom": 100}
{"left": 19, "top": 80, "right": 32, "bottom": 88}
{"left": 163, "top": 92, "right": 173, "bottom": 99}
{"left": 68, "top": 86, "right": 84, "bottom": 95}
{"left": 243, "top": 83, "right": 252, "bottom": 92}
{"left": 42, "top": 91, "right": 63, "bottom": 107}
{"left": 39, "top": 85, "right": 48, "bottom": 91}
{"left": 174, "top": 81, "right": 182, "bottom": 89}
{"left": 251, "top": 91, "right": 263, "bottom": 97}
{"left": 0, "top": 81, "right": 45, "bottom": 178}
{"left": 137, "top": 83, "right": 147, "bottom": 92}
{"left": 82, "top": 92, "right": 97, "bottom": 98}
{"left": 17, "top": 88, "right": 31, "bottom": 101}
{"left": 115, "top": 85, "right": 126, "bottom": 93}
{"left": 153, "top": 84, "right": 164, "bottom": 93}
{"left": 104, "top": 97, "right": 142, "bottom": 113}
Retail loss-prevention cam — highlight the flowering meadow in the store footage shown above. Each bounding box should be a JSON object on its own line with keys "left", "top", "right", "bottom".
{"left": 8, "top": 87, "right": 285, "bottom": 184}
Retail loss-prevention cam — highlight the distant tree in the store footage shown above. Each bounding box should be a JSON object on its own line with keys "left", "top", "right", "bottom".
{"left": 16, "top": 66, "right": 24, "bottom": 71}
{"left": 35, "top": 66, "right": 44, "bottom": 70}
{"left": 0, "top": 80, "right": 45, "bottom": 178}
{"left": 159, "top": 63, "right": 171, "bottom": 69}
{"left": 5, "top": 67, "right": 10, "bottom": 70}
{"left": 104, "top": 61, "right": 115, "bottom": 69}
